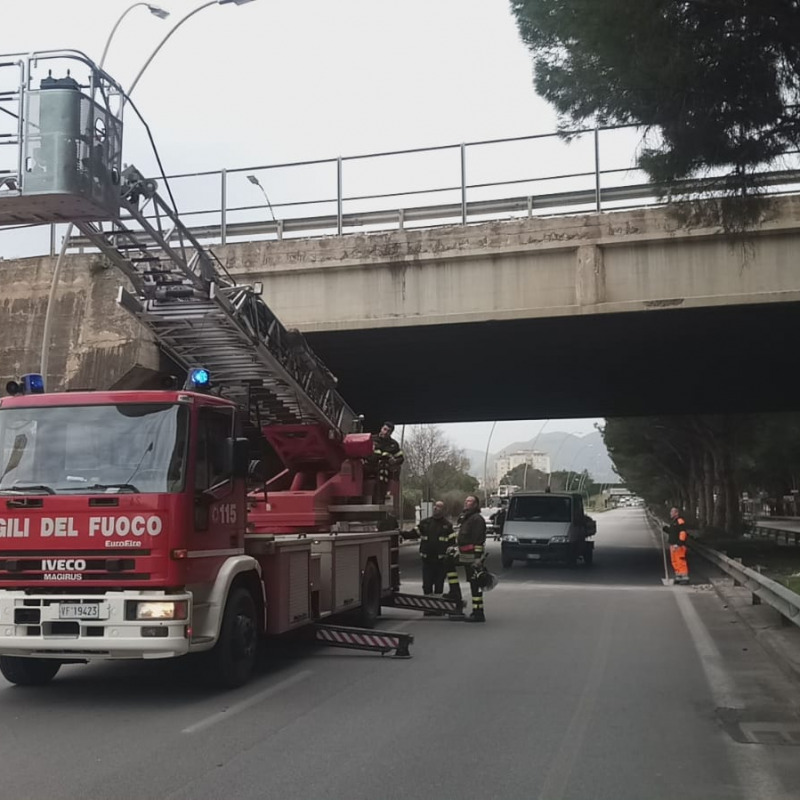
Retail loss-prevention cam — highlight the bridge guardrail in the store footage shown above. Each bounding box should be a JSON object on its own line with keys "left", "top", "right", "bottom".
{"left": 745, "top": 524, "right": 800, "bottom": 548}
{"left": 64, "top": 167, "right": 800, "bottom": 253}
{"left": 5, "top": 121, "right": 800, "bottom": 259}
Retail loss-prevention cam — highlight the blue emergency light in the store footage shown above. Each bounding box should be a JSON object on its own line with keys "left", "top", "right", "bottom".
{"left": 5, "top": 373, "right": 45, "bottom": 396}
{"left": 187, "top": 368, "right": 210, "bottom": 389}
{"left": 23, "top": 374, "right": 45, "bottom": 394}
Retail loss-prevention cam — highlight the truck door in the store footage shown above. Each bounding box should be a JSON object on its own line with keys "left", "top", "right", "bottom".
{"left": 193, "top": 406, "right": 243, "bottom": 552}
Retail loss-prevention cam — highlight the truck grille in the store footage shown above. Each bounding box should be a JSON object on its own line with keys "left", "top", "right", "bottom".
{"left": 0, "top": 556, "right": 148, "bottom": 582}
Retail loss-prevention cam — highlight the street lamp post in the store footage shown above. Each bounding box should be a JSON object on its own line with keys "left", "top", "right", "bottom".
{"left": 246, "top": 174, "right": 277, "bottom": 222}
{"left": 483, "top": 421, "right": 497, "bottom": 507}
{"left": 565, "top": 443, "right": 594, "bottom": 491}
{"left": 547, "top": 434, "right": 572, "bottom": 489}
{"left": 40, "top": 2, "right": 170, "bottom": 386}
{"left": 99, "top": 3, "right": 170, "bottom": 70}
{"left": 129, "top": 0, "right": 256, "bottom": 95}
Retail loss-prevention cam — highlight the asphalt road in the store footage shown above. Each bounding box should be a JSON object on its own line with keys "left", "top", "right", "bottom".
{"left": 2, "top": 508, "right": 800, "bottom": 800}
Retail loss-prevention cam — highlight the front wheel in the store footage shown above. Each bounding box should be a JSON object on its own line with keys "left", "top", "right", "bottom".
{"left": 210, "top": 587, "right": 259, "bottom": 689}
{"left": 501, "top": 555, "right": 514, "bottom": 569}
{"left": 583, "top": 544, "right": 594, "bottom": 566}
{"left": 0, "top": 656, "right": 61, "bottom": 686}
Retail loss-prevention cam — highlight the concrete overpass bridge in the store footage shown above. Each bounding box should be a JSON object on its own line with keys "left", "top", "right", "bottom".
{"left": 3, "top": 194, "right": 800, "bottom": 426}
{"left": 2, "top": 99, "right": 800, "bottom": 425}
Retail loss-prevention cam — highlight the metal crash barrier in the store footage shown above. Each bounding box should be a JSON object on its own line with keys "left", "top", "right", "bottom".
{"left": 690, "top": 541, "right": 800, "bottom": 629}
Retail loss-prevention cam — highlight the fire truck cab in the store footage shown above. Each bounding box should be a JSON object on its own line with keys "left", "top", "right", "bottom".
{"left": 0, "top": 384, "right": 396, "bottom": 687}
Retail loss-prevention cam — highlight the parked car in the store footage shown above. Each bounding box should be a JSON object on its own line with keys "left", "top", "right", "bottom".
{"left": 500, "top": 491, "right": 596, "bottom": 568}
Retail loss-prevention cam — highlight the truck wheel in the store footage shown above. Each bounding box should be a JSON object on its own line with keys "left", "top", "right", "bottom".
{"left": 358, "top": 561, "right": 382, "bottom": 628}
{"left": 501, "top": 556, "right": 513, "bottom": 569}
{"left": 211, "top": 587, "right": 258, "bottom": 689}
{"left": 0, "top": 656, "right": 61, "bottom": 686}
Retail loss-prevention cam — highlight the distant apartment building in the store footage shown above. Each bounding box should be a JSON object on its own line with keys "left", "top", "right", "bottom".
{"left": 495, "top": 450, "right": 551, "bottom": 484}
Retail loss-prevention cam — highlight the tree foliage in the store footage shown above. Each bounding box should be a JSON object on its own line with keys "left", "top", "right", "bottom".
{"left": 499, "top": 464, "right": 602, "bottom": 497}
{"left": 402, "top": 425, "right": 478, "bottom": 516}
{"left": 602, "top": 413, "right": 800, "bottom": 534}
{"left": 509, "top": 1, "right": 800, "bottom": 224}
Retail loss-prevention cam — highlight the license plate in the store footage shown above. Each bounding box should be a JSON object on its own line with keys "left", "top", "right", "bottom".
{"left": 59, "top": 603, "right": 106, "bottom": 620}
{"left": 526, "top": 554, "right": 541, "bottom": 560}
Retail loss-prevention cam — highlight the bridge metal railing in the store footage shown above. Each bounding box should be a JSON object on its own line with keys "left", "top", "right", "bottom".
{"left": 5, "top": 123, "right": 800, "bottom": 258}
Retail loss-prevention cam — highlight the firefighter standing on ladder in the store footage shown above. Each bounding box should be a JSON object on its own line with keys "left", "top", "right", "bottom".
{"left": 444, "top": 495, "right": 487, "bottom": 622}
{"left": 368, "top": 422, "right": 404, "bottom": 503}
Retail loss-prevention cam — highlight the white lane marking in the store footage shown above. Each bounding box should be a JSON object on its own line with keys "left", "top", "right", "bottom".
{"left": 674, "top": 590, "right": 792, "bottom": 800}
{"left": 182, "top": 670, "right": 313, "bottom": 734}
{"left": 536, "top": 598, "right": 616, "bottom": 800}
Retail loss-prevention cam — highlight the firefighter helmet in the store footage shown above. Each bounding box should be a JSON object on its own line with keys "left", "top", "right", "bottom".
{"left": 473, "top": 565, "right": 497, "bottom": 591}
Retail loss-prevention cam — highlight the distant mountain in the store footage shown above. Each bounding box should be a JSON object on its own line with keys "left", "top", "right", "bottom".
{"left": 462, "top": 431, "right": 618, "bottom": 484}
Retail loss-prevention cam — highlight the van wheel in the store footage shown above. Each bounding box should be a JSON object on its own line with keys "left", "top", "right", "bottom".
{"left": 211, "top": 587, "right": 258, "bottom": 689}
{"left": 583, "top": 545, "right": 594, "bottom": 566}
{"left": 501, "top": 556, "right": 513, "bottom": 569}
{"left": 0, "top": 656, "right": 61, "bottom": 686}
{"left": 359, "top": 561, "right": 382, "bottom": 628}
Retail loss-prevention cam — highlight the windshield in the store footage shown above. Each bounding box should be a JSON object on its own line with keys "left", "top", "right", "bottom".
{"left": 0, "top": 403, "right": 189, "bottom": 494}
{"left": 508, "top": 495, "right": 572, "bottom": 523}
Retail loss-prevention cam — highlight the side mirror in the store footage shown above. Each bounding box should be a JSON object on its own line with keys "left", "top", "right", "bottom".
{"left": 225, "top": 437, "right": 250, "bottom": 479}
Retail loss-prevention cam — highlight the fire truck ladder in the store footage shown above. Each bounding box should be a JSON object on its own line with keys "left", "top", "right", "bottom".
{"left": 0, "top": 52, "right": 355, "bottom": 432}
{"left": 75, "top": 166, "right": 358, "bottom": 434}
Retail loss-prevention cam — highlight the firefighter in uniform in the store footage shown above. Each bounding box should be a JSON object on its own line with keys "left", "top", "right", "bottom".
{"left": 663, "top": 506, "right": 690, "bottom": 584}
{"left": 416, "top": 500, "right": 455, "bottom": 614}
{"left": 367, "top": 422, "right": 404, "bottom": 503}
{"left": 444, "top": 494, "right": 487, "bottom": 622}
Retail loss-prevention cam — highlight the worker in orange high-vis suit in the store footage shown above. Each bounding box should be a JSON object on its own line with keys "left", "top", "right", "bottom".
{"left": 663, "top": 507, "right": 690, "bottom": 584}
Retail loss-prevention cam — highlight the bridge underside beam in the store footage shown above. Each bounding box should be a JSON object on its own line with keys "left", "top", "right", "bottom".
{"left": 307, "top": 302, "right": 800, "bottom": 425}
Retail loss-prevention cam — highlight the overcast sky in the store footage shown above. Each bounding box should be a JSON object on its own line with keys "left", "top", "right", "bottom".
{"left": 5, "top": 0, "right": 561, "bottom": 168}
{"left": 2, "top": 0, "right": 604, "bottom": 452}
{"left": 437, "top": 418, "right": 603, "bottom": 456}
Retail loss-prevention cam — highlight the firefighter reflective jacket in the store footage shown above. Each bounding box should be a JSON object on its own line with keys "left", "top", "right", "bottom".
{"left": 456, "top": 508, "right": 487, "bottom": 561}
{"left": 418, "top": 516, "right": 455, "bottom": 559}
{"left": 372, "top": 434, "right": 404, "bottom": 464}
{"left": 666, "top": 515, "right": 689, "bottom": 546}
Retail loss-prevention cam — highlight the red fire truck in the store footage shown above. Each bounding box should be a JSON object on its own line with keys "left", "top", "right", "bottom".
{"left": 0, "top": 51, "right": 460, "bottom": 687}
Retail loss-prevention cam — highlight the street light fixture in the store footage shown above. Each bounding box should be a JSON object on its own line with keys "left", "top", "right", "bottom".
{"left": 246, "top": 174, "right": 277, "bottom": 222}
{"left": 129, "top": 0, "right": 257, "bottom": 94}
{"left": 99, "top": 4, "right": 170, "bottom": 70}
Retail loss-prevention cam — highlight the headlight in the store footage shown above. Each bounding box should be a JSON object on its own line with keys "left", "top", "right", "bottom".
{"left": 502, "top": 534, "right": 518, "bottom": 543}
{"left": 135, "top": 601, "right": 188, "bottom": 620}
{"left": 549, "top": 535, "right": 568, "bottom": 543}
